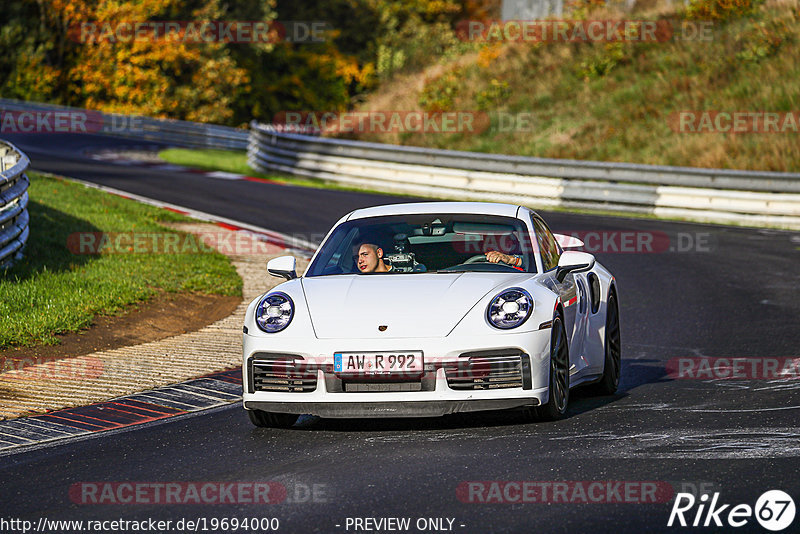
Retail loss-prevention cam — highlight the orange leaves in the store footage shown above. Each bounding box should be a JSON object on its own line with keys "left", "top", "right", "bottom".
{"left": 45, "top": 0, "right": 250, "bottom": 123}
{"left": 685, "top": 0, "right": 764, "bottom": 21}
{"left": 477, "top": 45, "right": 502, "bottom": 68}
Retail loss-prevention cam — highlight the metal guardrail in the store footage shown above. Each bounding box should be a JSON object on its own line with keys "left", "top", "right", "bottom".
{"left": 0, "top": 140, "right": 30, "bottom": 269}
{"left": 248, "top": 122, "right": 800, "bottom": 229}
{"left": 0, "top": 99, "right": 248, "bottom": 150}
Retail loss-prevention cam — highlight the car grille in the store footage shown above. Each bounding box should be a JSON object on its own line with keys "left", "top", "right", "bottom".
{"left": 446, "top": 351, "right": 528, "bottom": 390}
{"left": 249, "top": 354, "right": 317, "bottom": 393}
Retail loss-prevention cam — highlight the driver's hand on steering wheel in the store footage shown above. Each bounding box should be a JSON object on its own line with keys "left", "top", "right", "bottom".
{"left": 485, "top": 250, "right": 521, "bottom": 266}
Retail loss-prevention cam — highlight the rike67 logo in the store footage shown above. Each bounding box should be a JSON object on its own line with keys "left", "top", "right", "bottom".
{"left": 668, "top": 490, "right": 795, "bottom": 531}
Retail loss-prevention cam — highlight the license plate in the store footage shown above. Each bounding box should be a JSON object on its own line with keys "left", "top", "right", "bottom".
{"left": 334, "top": 351, "right": 423, "bottom": 377}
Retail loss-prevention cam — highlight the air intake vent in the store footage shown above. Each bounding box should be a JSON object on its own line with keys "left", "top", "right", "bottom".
{"left": 446, "top": 352, "right": 526, "bottom": 390}
{"left": 249, "top": 354, "right": 317, "bottom": 393}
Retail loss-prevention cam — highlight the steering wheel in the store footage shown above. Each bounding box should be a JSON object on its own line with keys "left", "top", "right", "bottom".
{"left": 463, "top": 254, "right": 492, "bottom": 264}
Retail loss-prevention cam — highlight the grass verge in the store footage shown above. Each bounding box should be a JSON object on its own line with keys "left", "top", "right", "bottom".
{"left": 355, "top": 1, "right": 800, "bottom": 172}
{"left": 0, "top": 172, "right": 242, "bottom": 348}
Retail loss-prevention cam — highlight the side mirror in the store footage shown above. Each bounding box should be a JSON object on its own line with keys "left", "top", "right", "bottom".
{"left": 556, "top": 251, "right": 595, "bottom": 283}
{"left": 267, "top": 256, "right": 297, "bottom": 280}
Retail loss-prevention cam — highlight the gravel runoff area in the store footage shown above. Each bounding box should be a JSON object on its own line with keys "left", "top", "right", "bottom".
{"left": 0, "top": 222, "right": 308, "bottom": 420}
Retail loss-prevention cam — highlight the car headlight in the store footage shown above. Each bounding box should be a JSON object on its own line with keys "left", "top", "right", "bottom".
{"left": 487, "top": 288, "right": 534, "bottom": 329}
{"left": 255, "top": 292, "right": 294, "bottom": 333}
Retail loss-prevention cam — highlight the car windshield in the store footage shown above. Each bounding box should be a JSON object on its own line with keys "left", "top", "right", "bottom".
{"left": 306, "top": 213, "right": 536, "bottom": 276}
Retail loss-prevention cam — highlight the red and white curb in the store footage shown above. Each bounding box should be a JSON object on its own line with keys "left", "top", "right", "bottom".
{"left": 0, "top": 169, "right": 318, "bottom": 452}
{"left": 0, "top": 370, "right": 241, "bottom": 454}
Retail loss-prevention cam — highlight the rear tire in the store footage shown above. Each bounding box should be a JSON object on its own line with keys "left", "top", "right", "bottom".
{"left": 532, "top": 315, "right": 570, "bottom": 421}
{"left": 247, "top": 409, "right": 299, "bottom": 428}
{"left": 591, "top": 292, "right": 621, "bottom": 396}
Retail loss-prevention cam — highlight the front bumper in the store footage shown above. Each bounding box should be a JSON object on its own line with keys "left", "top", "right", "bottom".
{"left": 242, "top": 330, "right": 552, "bottom": 418}
{"left": 244, "top": 398, "right": 538, "bottom": 418}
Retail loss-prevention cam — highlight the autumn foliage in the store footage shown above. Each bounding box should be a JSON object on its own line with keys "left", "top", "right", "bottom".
{"left": 0, "top": 0, "right": 491, "bottom": 126}
{"left": 2, "top": 0, "right": 253, "bottom": 123}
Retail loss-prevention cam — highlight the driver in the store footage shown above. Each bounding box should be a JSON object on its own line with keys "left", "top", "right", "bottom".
{"left": 485, "top": 250, "right": 523, "bottom": 269}
{"left": 355, "top": 243, "right": 392, "bottom": 273}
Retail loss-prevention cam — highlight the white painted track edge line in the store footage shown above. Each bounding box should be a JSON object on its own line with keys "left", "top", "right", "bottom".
{"left": 45, "top": 173, "right": 318, "bottom": 253}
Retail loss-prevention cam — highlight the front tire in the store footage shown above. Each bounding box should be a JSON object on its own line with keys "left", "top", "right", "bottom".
{"left": 247, "top": 409, "right": 299, "bottom": 428}
{"left": 591, "top": 292, "right": 621, "bottom": 396}
{"left": 533, "top": 315, "right": 570, "bottom": 421}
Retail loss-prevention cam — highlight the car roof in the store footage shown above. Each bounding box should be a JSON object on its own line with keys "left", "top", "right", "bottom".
{"left": 346, "top": 202, "right": 526, "bottom": 220}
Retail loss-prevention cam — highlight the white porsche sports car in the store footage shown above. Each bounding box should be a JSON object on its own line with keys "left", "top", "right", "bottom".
{"left": 242, "top": 202, "right": 620, "bottom": 427}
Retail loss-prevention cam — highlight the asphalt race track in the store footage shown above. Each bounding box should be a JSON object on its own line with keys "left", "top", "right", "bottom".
{"left": 1, "top": 132, "right": 799, "bottom": 534}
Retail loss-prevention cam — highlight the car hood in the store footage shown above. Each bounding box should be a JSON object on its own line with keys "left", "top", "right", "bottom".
{"left": 301, "top": 272, "right": 530, "bottom": 339}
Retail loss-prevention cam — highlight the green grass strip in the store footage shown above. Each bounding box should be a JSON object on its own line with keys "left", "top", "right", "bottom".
{"left": 0, "top": 172, "right": 242, "bottom": 348}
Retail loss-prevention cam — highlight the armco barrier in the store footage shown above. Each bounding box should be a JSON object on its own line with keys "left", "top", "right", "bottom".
{"left": 0, "top": 99, "right": 247, "bottom": 150}
{"left": 0, "top": 140, "right": 30, "bottom": 269}
{"left": 2, "top": 100, "right": 797, "bottom": 230}
{"left": 247, "top": 122, "right": 800, "bottom": 230}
